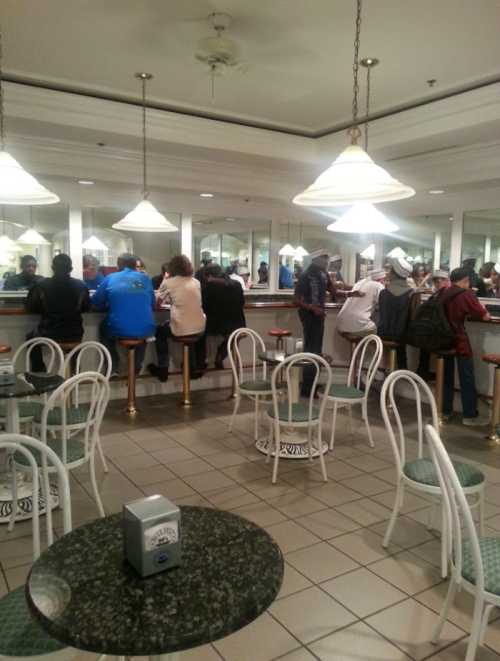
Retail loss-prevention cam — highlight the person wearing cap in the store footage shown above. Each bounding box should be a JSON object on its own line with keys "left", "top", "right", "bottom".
{"left": 25, "top": 254, "right": 90, "bottom": 372}
{"left": 4, "top": 255, "right": 44, "bottom": 291}
{"left": 438, "top": 267, "right": 490, "bottom": 425}
{"left": 328, "top": 254, "right": 345, "bottom": 288}
{"left": 377, "top": 255, "right": 420, "bottom": 369}
{"left": 431, "top": 269, "right": 450, "bottom": 292}
{"left": 336, "top": 269, "right": 386, "bottom": 337}
{"left": 295, "top": 249, "right": 335, "bottom": 396}
{"left": 478, "top": 262, "right": 499, "bottom": 298}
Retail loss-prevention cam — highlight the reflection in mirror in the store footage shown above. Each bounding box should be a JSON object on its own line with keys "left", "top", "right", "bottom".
{"left": 463, "top": 209, "right": 500, "bottom": 297}
{"left": 192, "top": 216, "right": 270, "bottom": 289}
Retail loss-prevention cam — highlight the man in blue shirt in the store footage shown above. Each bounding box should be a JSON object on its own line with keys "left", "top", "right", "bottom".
{"left": 92, "top": 253, "right": 155, "bottom": 374}
{"left": 83, "top": 255, "right": 105, "bottom": 290}
{"left": 279, "top": 261, "right": 294, "bottom": 289}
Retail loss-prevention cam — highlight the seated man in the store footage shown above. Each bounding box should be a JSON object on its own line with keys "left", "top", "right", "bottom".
{"left": 25, "top": 254, "right": 90, "bottom": 372}
{"left": 336, "top": 269, "right": 386, "bottom": 338}
{"left": 82, "top": 254, "right": 104, "bottom": 290}
{"left": 92, "top": 253, "right": 155, "bottom": 375}
{"left": 440, "top": 267, "right": 490, "bottom": 426}
{"left": 4, "top": 254, "right": 44, "bottom": 291}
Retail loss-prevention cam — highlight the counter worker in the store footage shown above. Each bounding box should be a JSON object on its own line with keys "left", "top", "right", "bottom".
{"left": 328, "top": 254, "right": 345, "bottom": 288}
{"left": 377, "top": 255, "right": 419, "bottom": 369}
{"left": 336, "top": 269, "right": 386, "bottom": 339}
{"left": 279, "top": 260, "right": 294, "bottom": 289}
{"left": 82, "top": 255, "right": 104, "bottom": 290}
{"left": 295, "top": 249, "right": 334, "bottom": 396}
{"left": 439, "top": 267, "right": 490, "bottom": 426}
{"left": 91, "top": 253, "right": 155, "bottom": 375}
{"left": 3, "top": 255, "right": 43, "bottom": 291}
{"left": 416, "top": 269, "right": 450, "bottom": 380}
{"left": 25, "top": 254, "right": 90, "bottom": 372}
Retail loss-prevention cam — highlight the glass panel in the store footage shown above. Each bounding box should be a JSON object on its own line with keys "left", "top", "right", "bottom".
{"left": 383, "top": 214, "right": 452, "bottom": 271}
{"left": 463, "top": 209, "right": 500, "bottom": 296}
{"left": 192, "top": 216, "right": 271, "bottom": 289}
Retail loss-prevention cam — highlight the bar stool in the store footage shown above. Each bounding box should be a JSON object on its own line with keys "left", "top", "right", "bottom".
{"left": 0, "top": 344, "right": 11, "bottom": 354}
{"left": 57, "top": 341, "right": 80, "bottom": 379}
{"left": 172, "top": 334, "right": 203, "bottom": 408}
{"left": 268, "top": 328, "right": 291, "bottom": 352}
{"left": 117, "top": 338, "right": 147, "bottom": 415}
{"left": 432, "top": 348, "right": 456, "bottom": 425}
{"left": 482, "top": 353, "right": 500, "bottom": 442}
{"left": 380, "top": 338, "right": 399, "bottom": 375}
{"left": 339, "top": 331, "right": 364, "bottom": 358}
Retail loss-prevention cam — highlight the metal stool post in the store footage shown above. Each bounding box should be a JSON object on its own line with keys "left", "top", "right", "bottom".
{"left": 127, "top": 346, "right": 137, "bottom": 415}
{"left": 182, "top": 343, "right": 192, "bottom": 408}
{"left": 434, "top": 354, "right": 445, "bottom": 425}
{"left": 483, "top": 354, "right": 500, "bottom": 443}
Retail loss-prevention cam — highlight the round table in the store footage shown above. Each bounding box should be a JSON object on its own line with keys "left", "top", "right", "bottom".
{"left": 256, "top": 351, "right": 328, "bottom": 460}
{"left": 0, "top": 373, "right": 63, "bottom": 523}
{"left": 27, "top": 506, "right": 284, "bottom": 659}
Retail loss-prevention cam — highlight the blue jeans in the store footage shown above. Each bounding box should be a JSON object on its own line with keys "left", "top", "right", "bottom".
{"left": 99, "top": 319, "right": 146, "bottom": 374}
{"left": 443, "top": 354, "right": 478, "bottom": 419}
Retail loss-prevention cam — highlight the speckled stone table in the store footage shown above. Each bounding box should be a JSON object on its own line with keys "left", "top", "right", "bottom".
{"left": 26, "top": 505, "right": 284, "bottom": 659}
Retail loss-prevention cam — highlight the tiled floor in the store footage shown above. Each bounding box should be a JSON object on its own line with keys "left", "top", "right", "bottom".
{"left": 2, "top": 387, "right": 500, "bottom": 661}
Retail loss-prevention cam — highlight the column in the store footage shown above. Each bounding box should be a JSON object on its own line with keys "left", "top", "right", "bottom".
{"left": 181, "top": 211, "right": 192, "bottom": 260}
{"left": 449, "top": 208, "right": 464, "bottom": 270}
{"left": 69, "top": 206, "right": 83, "bottom": 279}
{"left": 433, "top": 232, "right": 442, "bottom": 270}
{"left": 373, "top": 237, "right": 384, "bottom": 269}
{"left": 484, "top": 236, "right": 492, "bottom": 263}
{"left": 269, "top": 218, "right": 281, "bottom": 292}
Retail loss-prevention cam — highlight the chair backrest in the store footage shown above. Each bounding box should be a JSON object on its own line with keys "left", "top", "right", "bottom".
{"left": 12, "top": 337, "right": 65, "bottom": 376}
{"left": 0, "top": 433, "right": 71, "bottom": 559}
{"left": 271, "top": 352, "right": 332, "bottom": 425}
{"left": 425, "top": 424, "right": 484, "bottom": 590}
{"left": 64, "top": 341, "right": 112, "bottom": 406}
{"left": 380, "top": 369, "right": 439, "bottom": 475}
{"left": 39, "top": 372, "right": 110, "bottom": 465}
{"left": 348, "top": 334, "right": 383, "bottom": 395}
{"left": 228, "top": 328, "right": 267, "bottom": 386}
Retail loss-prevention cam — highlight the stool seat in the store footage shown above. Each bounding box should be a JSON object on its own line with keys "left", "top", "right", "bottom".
{"left": 433, "top": 348, "right": 456, "bottom": 357}
{"left": 57, "top": 341, "right": 80, "bottom": 353}
{"left": 268, "top": 328, "right": 291, "bottom": 338}
{"left": 380, "top": 338, "right": 399, "bottom": 348}
{"left": 340, "top": 331, "right": 363, "bottom": 342}
{"left": 173, "top": 334, "right": 202, "bottom": 345}
{"left": 118, "top": 338, "right": 147, "bottom": 348}
{"left": 483, "top": 354, "right": 500, "bottom": 366}
{"left": 0, "top": 344, "right": 11, "bottom": 354}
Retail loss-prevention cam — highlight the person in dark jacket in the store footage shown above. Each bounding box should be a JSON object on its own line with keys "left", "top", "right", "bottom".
{"left": 377, "top": 255, "right": 419, "bottom": 369}
{"left": 4, "top": 255, "right": 44, "bottom": 291}
{"left": 200, "top": 264, "right": 246, "bottom": 369}
{"left": 151, "top": 262, "right": 169, "bottom": 290}
{"left": 25, "top": 254, "right": 90, "bottom": 372}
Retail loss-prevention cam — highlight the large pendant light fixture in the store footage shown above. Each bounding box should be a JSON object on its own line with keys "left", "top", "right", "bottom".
{"left": 83, "top": 208, "right": 108, "bottom": 251}
{"left": 0, "top": 32, "right": 59, "bottom": 205}
{"left": 17, "top": 207, "right": 50, "bottom": 245}
{"left": 279, "top": 221, "right": 296, "bottom": 256}
{"left": 293, "top": 1, "right": 414, "bottom": 207}
{"left": 113, "top": 73, "right": 178, "bottom": 232}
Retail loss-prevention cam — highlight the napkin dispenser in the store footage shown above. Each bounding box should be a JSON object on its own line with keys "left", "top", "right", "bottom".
{"left": 0, "top": 360, "right": 15, "bottom": 387}
{"left": 123, "top": 495, "right": 181, "bottom": 577}
{"left": 283, "top": 337, "right": 303, "bottom": 355}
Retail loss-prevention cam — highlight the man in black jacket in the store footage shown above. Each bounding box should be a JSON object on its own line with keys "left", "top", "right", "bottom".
{"left": 25, "top": 254, "right": 90, "bottom": 371}
{"left": 4, "top": 255, "right": 44, "bottom": 291}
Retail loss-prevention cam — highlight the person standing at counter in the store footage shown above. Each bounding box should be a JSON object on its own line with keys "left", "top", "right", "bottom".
{"left": 25, "top": 254, "right": 90, "bottom": 372}
{"left": 91, "top": 253, "right": 155, "bottom": 375}
{"left": 82, "top": 255, "right": 104, "bottom": 290}
{"left": 4, "top": 255, "right": 43, "bottom": 291}
{"left": 279, "top": 261, "right": 294, "bottom": 289}
{"left": 440, "top": 267, "right": 490, "bottom": 426}
{"left": 295, "top": 249, "right": 334, "bottom": 397}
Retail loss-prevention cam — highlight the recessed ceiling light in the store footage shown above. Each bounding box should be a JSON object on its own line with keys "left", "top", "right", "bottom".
{"left": 449, "top": 216, "right": 453, "bottom": 221}
{"left": 78, "top": 180, "right": 95, "bottom": 185}
{"left": 225, "top": 217, "right": 236, "bottom": 222}
{"left": 428, "top": 189, "right": 444, "bottom": 194}
{"left": 200, "top": 193, "right": 214, "bottom": 198}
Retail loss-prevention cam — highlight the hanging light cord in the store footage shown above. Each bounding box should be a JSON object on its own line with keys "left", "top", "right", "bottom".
{"left": 364, "top": 62, "right": 371, "bottom": 151}
{"left": 141, "top": 75, "right": 148, "bottom": 199}
{"left": 349, "top": 0, "right": 362, "bottom": 144}
{"left": 0, "top": 30, "right": 5, "bottom": 150}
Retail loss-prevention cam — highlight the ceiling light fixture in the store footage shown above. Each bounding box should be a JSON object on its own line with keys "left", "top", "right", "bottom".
{"left": 200, "top": 193, "right": 214, "bottom": 198}
{"left": 0, "top": 32, "right": 59, "bottom": 205}
{"left": 78, "top": 180, "right": 95, "bottom": 186}
{"left": 279, "top": 221, "right": 296, "bottom": 257}
{"left": 293, "top": 1, "right": 414, "bottom": 207}
{"left": 113, "top": 73, "right": 178, "bottom": 233}
{"left": 17, "top": 207, "right": 51, "bottom": 245}
{"left": 294, "top": 222, "right": 309, "bottom": 260}
{"left": 387, "top": 246, "right": 407, "bottom": 259}
{"left": 360, "top": 243, "right": 376, "bottom": 260}
{"left": 82, "top": 235, "right": 108, "bottom": 251}
{"left": 429, "top": 189, "right": 444, "bottom": 195}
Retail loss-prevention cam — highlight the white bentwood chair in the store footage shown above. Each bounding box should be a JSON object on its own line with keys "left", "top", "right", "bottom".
{"left": 0, "top": 338, "right": 65, "bottom": 429}
{"left": 322, "top": 334, "right": 383, "bottom": 450}
{"left": 427, "top": 424, "right": 500, "bottom": 661}
{"left": 0, "top": 433, "right": 77, "bottom": 660}
{"left": 19, "top": 372, "right": 110, "bottom": 518}
{"left": 64, "top": 341, "right": 112, "bottom": 473}
{"left": 381, "top": 370, "right": 485, "bottom": 578}
{"left": 266, "top": 353, "right": 332, "bottom": 484}
{"left": 228, "top": 328, "right": 273, "bottom": 441}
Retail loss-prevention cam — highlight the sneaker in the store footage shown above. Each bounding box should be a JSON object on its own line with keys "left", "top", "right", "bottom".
{"left": 463, "top": 415, "right": 490, "bottom": 427}
{"left": 147, "top": 363, "right": 168, "bottom": 383}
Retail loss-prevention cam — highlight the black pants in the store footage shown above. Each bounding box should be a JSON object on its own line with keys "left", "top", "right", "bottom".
{"left": 26, "top": 329, "right": 47, "bottom": 373}
{"left": 155, "top": 323, "right": 171, "bottom": 369}
{"left": 396, "top": 344, "right": 407, "bottom": 370}
{"left": 195, "top": 333, "right": 229, "bottom": 370}
{"left": 443, "top": 354, "right": 478, "bottom": 418}
{"left": 299, "top": 311, "right": 324, "bottom": 396}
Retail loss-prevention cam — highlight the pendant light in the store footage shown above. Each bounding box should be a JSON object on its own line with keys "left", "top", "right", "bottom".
{"left": 279, "top": 221, "right": 296, "bottom": 256}
{"left": 0, "top": 32, "right": 59, "bottom": 205}
{"left": 17, "top": 207, "right": 50, "bottom": 245}
{"left": 293, "top": 1, "right": 414, "bottom": 207}
{"left": 294, "top": 223, "right": 309, "bottom": 260}
{"left": 83, "top": 208, "right": 108, "bottom": 251}
{"left": 360, "top": 243, "right": 375, "bottom": 260}
{"left": 113, "top": 73, "right": 178, "bottom": 232}
{"left": 328, "top": 60, "right": 399, "bottom": 234}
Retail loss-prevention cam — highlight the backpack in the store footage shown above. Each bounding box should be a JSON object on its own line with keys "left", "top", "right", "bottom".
{"left": 407, "top": 289, "right": 464, "bottom": 352}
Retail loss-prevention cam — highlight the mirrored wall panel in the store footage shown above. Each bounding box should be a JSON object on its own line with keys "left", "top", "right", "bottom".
{"left": 463, "top": 209, "right": 500, "bottom": 297}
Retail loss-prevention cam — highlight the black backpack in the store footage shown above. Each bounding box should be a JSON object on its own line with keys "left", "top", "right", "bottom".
{"left": 407, "top": 290, "right": 464, "bottom": 352}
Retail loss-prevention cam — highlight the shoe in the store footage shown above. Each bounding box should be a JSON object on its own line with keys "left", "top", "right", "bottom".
{"left": 215, "top": 359, "right": 224, "bottom": 370}
{"left": 463, "top": 415, "right": 490, "bottom": 427}
{"left": 148, "top": 363, "right": 168, "bottom": 383}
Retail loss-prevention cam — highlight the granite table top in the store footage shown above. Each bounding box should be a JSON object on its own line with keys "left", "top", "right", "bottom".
{"left": 0, "top": 373, "right": 63, "bottom": 399}
{"left": 26, "top": 505, "right": 284, "bottom": 657}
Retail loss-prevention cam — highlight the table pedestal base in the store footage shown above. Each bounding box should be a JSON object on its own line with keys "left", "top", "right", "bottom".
{"left": 256, "top": 431, "right": 328, "bottom": 459}
{"left": 0, "top": 472, "right": 59, "bottom": 524}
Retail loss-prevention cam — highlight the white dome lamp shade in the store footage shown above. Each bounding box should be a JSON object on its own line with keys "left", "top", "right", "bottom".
{"left": 327, "top": 202, "right": 398, "bottom": 234}
{"left": 279, "top": 243, "right": 296, "bottom": 257}
{"left": 16, "top": 227, "right": 50, "bottom": 245}
{"left": 293, "top": 1, "right": 414, "bottom": 207}
{"left": 387, "top": 246, "right": 407, "bottom": 259}
{"left": 112, "top": 73, "right": 178, "bottom": 233}
{"left": 82, "top": 235, "right": 108, "bottom": 251}
{"left": 294, "top": 245, "right": 309, "bottom": 259}
{"left": 360, "top": 243, "right": 376, "bottom": 260}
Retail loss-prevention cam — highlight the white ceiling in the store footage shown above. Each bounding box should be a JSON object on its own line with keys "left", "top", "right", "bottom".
{"left": 2, "top": 0, "right": 500, "bottom": 133}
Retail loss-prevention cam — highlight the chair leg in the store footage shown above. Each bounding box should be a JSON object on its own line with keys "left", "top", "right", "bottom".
{"left": 317, "top": 429, "right": 328, "bottom": 482}
{"left": 96, "top": 437, "right": 109, "bottom": 474}
{"left": 480, "top": 604, "right": 494, "bottom": 645}
{"left": 181, "top": 344, "right": 191, "bottom": 407}
{"left": 272, "top": 424, "right": 280, "bottom": 484}
{"left": 266, "top": 419, "right": 273, "bottom": 464}
{"left": 383, "top": 481, "right": 402, "bottom": 548}
{"left": 329, "top": 402, "right": 338, "bottom": 451}
{"left": 362, "top": 400, "right": 374, "bottom": 448}
{"left": 126, "top": 347, "right": 137, "bottom": 415}
{"left": 307, "top": 426, "right": 313, "bottom": 463}
{"left": 229, "top": 395, "right": 241, "bottom": 432}
{"left": 432, "top": 577, "right": 458, "bottom": 643}
{"left": 440, "top": 500, "right": 448, "bottom": 579}
{"left": 465, "top": 599, "right": 485, "bottom": 661}
{"left": 347, "top": 406, "right": 353, "bottom": 434}
{"left": 7, "top": 454, "right": 18, "bottom": 533}
{"left": 89, "top": 450, "right": 105, "bottom": 518}
{"left": 254, "top": 396, "right": 259, "bottom": 441}
{"left": 478, "top": 488, "right": 485, "bottom": 537}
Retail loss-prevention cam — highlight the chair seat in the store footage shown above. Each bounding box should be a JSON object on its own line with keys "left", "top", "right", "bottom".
{"left": 0, "top": 344, "right": 11, "bottom": 353}
{"left": 325, "top": 384, "right": 363, "bottom": 399}
{"left": 381, "top": 339, "right": 399, "bottom": 348}
{"left": 462, "top": 537, "right": 500, "bottom": 595}
{"left": 240, "top": 379, "right": 272, "bottom": 392}
{"left": 15, "top": 436, "right": 86, "bottom": 466}
{"left": 118, "top": 338, "right": 147, "bottom": 348}
{"left": 34, "top": 404, "right": 90, "bottom": 426}
{"left": 0, "top": 400, "right": 43, "bottom": 420}
{"left": 403, "top": 458, "right": 484, "bottom": 488}
{"left": 483, "top": 353, "right": 500, "bottom": 366}
{"left": 267, "top": 403, "right": 319, "bottom": 422}
{"left": 0, "top": 586, "right": 67, "bottom": 657}
{"left": 172, "top": 334, "right": 202, "bottom": 345}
